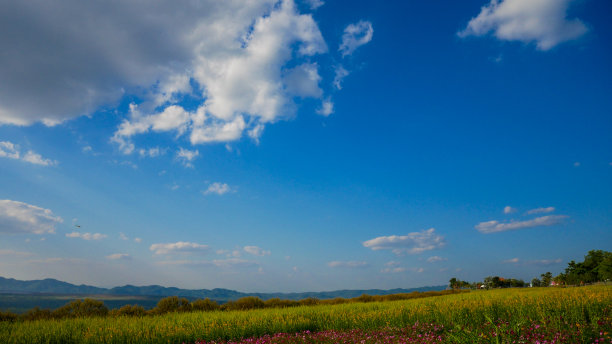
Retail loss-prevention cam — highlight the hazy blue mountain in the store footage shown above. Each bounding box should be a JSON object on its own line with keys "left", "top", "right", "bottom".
{"left": 0, "top": 276, "right": 445, "bottom": 302}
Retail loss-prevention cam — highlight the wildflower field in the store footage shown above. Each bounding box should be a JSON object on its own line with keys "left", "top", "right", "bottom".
{"left": 1, "top": 285, "right": 610, "bottom": 344}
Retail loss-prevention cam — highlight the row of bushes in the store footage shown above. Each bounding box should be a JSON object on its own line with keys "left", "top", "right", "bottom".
{"left": 1, "top": 289, "right": 462, "bottom": 322}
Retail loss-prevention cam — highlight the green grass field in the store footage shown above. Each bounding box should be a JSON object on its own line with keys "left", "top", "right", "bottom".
{"left": 1, "top": 285, "right": 610, "bottom": 344}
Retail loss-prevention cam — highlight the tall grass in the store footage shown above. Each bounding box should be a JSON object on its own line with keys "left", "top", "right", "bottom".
{"left": 1, "top": 285, "right": 609, "bottom": 344}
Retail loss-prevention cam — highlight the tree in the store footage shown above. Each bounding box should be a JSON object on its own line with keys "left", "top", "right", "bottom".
{"left": 541, "top": 272, "right": 553, "bottom": 286}
{"left": 449, "top": 278, "right": 458, "bottom": 289}
{"left": 531, "top": 278, "right": 541, "bottom": 287}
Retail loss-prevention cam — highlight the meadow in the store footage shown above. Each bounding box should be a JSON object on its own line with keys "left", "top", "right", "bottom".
{"left": 0, "top": 285, "right": 610, "bottom": 344}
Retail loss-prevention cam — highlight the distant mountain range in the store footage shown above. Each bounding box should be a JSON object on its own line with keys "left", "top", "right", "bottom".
{"left": 0, "top": 276, "right": 446, "bottom": 302}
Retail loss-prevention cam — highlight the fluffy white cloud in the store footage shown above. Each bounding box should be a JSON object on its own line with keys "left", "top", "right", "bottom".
{"left": 526, "top": 206, "right": 555, "bottom": 215}
{"left": 204, "top": 182, "right": 232, "bottom": 195}
{"left": 316, "top": 98, "right": 334, "bottom": 116}
{"left": 458, "top": 0, "right": 588, "bottom": 50}
{"left": 176, "top": 148, "right": 199, "bottom": 167}
{"left": 363, "top": 228, "right": 445, "bottom": 255}
{"left": 244, "top": 246, "right": 271, "bottom": 256}
{"left": 0, "top": 141, "right": 57, "bottom": 166}
{"left": 150, "top": 241, "right": 209, "bottom": 255}
{"left": 475, "top": 215, "right": 568, "bottom": 233}
{"left": 110, "top": 0, "right": 329, "bottom": 150}
{"left": 327, "top": 261, "right": 368, "bottom": 268}
{"left": 339, "top": 21, "right": 374, "bottom": 57}
{"left": 66, "top": 232, "right": 107, "bottom": 240}
{"left": 106, "top": 253, "right": 131, "bottom": 260}
{"left": 0, "top": 0, "right": 280, "bottom": 126}
{"left": 284, "top": 63, "right": 323, "bottom": 98}
{"left": 503, "top": 206, "right": 517, "bottom": 214}
{"left": 0, "top": 200, "right": 62, "bottom": 234}
{"left": 426, "top": 256, "right": 447, "bottom": 263}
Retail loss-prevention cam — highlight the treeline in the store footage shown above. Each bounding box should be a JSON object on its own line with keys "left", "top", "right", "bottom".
{"left": 449, "top": 277, "right": 527, "bottom": 289}
{"left": 0, "top": 289, "right": 463, "bottom": 322}
{"left": 449, "top": 249, "right": 611, "bottom": 290}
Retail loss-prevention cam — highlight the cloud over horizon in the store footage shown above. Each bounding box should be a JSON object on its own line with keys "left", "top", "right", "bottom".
{"left": 150, "top": 241, "right": 210, "bottom": 255}
{"left": 363, "top": 228, "right": 445, "bottom": 255}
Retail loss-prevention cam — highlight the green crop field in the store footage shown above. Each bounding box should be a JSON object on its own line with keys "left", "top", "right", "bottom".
{"left": 1, "top": 285, "right": 610, "bottom": 344}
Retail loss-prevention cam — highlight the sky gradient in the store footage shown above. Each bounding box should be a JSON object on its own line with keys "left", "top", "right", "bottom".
{"left": 0, "top": 0, "right": 611, "bottom": 292}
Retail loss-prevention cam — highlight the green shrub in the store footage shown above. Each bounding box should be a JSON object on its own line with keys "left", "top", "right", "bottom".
{"left": 0, "top": 310, "right": 18, "bottom": 322}
{"left": 192, "top": 298, "right": 220, "bottom": 312}
{"left": 223, "top": 297, "right": 265, "bottom": 311}
{"left": 154, "top": 296, "right": 192, "bottom": 314}
{"left": 110, "top": 304, "right": 146, "bottom": 317}
{"left": 52, "top": 298, "right": 109, "bottom": 318}
{"left": 20, "top": 307, "right": 53, "bottom": 321}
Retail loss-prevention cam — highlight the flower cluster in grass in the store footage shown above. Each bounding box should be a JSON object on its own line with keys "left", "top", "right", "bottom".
{"left": 192, "top": 316, "right": 612, "bottom": 344}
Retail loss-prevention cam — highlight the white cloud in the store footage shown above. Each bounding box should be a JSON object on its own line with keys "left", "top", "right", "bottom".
{"left": 526, "top": 206, "right": 555, "bottom": 215}
{"left": 158, "top": 258, "right": 258, "bottom": 268}
{"left": 176, "top": 148, "right": 199, "bottom": 167}
{"left": 305, "top": 0, "right": 324, "bottom": 10}
{"left": 503, "top": 206, "right": 517, "bottom": 214}
{"left": 204, "top": 182, "right": 232, "bottom": 195}
{"left": 458, "top": 0, "right": 588, "bottom": 50}
{"left": 502, "top": 257, "right": 520, "bottom": 263}
{"left": 475, "top": 215, "right": 568, "bottom": 233}
{"left": 339, "top": 21, "right": 374, "bottom": 57}
{"left": 333, "top": 65, "right": 350, "bottom": 90}
{"left": 574, "top": 161, "right": 581, "bottom": 167}
{"left": 138, "top": 147, "right": 164, "bottom": 158}
{"left": 327, "top": 261, "right": 368, "bottom": 268}
{"left": 284, "top": 63, "right": 322, "bottom": 98}
{"left": 244, "top": 246, "right": 271, "bottom": 256}
{"left": 134, "top": 237, "right": 142, "bottom": 243}
{"left": 213, "top": 258, "right": 258, "bottom": 268}
{"left": 0, "top": 249, "right": 33, "bottom": 257}
{"left": 106, "top": 253, "right": 131, "bottom": 260}
{"left": 502, "top": 257, "right": 562, "bottom": 265}
{"left": 381, "top": 267, "right": 406, "bottom": 274}
{"left": 426, "top": 256, "right": 447, "bottom": 263}
{"left": 119, "top": 232, "right": 129, "bottom": 241}
{"left": 150, "top": 241, "right": 209, "bottom": 255}
{"left": 66, "top": 232, "right": 107, "bottom": 240}
{"left": 363, "top": 228, "right": 446, "bottom": 255}
{"left": 0, "top": 0, "right": 280, "bottom": 126}
{"left": 109, "top": 0, "right": 328, "bottom": 150}
{"left": 0, "top": 200, "right": 62, "bottom": 235}
{"left": 316, "top": 98, "right": 334, "bottom": 116}
{"left": 0, "top": 141, "right": 57, "bottom": 166}
{"left": 528, "top": 258, "right": 563, "bottom": 266}
{"left": 248, "top": 124, "right": 265, "bottom": 144}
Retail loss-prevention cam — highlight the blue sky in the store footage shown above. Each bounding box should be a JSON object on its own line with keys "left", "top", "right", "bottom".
{"left": 0, "top": 0, "right": 610, "bottom": 292}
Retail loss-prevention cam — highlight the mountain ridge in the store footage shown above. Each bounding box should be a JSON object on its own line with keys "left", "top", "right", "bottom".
{"left": 0, "top": 276, "right": 446, "bottom": 302}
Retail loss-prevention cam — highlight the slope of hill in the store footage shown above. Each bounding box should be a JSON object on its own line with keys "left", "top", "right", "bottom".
{"left": 0, "top": 276, "right": 445, "bottom": 302}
